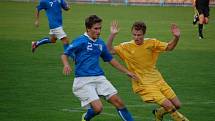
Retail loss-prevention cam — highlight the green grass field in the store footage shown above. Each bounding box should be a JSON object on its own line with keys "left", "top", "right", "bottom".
{"left": 0, "top": 1, "right": 215, "bottom": 121}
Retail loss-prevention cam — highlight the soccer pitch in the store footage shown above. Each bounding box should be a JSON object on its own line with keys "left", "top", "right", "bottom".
{"left": 0, "top": 1, "right": 215, "bottom": 121}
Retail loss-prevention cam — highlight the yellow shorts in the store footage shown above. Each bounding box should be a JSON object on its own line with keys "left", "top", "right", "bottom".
{"left": 137, "top": 80, "right": 176, "bottom": 105}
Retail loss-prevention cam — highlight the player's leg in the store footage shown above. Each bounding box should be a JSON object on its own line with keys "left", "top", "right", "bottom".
{"left": 198, "top": 14, "right": 205, "bottom": 39}
{"left": 60, "top": 36, "right": 69, "bottom": 50}
{"left": 82, "top": 100, "right": 103, "bottom": 121}
{"left": 96, "top": 76, "right": 134, "bottom": 121}
{"left": 204, "top": 17, "right": 209, "bottom": 24}
{"left": 136, "top": 82, "right": 166, "bottom": 121}
{"left": 161, "top": 99, "right": 189, "bottom": 121}
{"left": 73, "top": 77, "right": 103, "bottom": 121}
{"left": 55, "top": 27, "right": 70, "bottom": 50}
{"left": 31, "top": 35, "right": 56, "bottom": 53}
{"left": 170, "top": 96, "right": 181, "bottom": 109}
{"left": 159, "top": 81, "right": 189, "bottom": 121}
{"left": 32, "top": 27, "right": 58, "bottom": 53}
{"left": 108, "top": 94, "right": 134, "bottom": 121}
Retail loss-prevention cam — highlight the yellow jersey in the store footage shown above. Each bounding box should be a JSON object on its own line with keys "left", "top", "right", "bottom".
{"left": 114, "top": 38, "right": 168, "bottom": 92}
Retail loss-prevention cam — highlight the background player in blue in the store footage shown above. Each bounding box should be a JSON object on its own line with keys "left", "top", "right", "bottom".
{"left": 32, "top": 0, "right": 70, "bottom": 52}
{"left": 61, "top": 15, "right": 138, "bottom": 121}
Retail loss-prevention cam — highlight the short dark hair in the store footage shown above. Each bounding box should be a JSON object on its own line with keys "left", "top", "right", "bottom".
{"left": 85, "top": 15, "right": 102, "bottom": 29}
{"left": 131, "top": 21, "right": 147, "bottom": 34}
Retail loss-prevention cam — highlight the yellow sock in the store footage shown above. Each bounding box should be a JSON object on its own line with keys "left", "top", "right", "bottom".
{"left": 156, "top": 107, "right": 168, "bottom": 116}
{"left": 170, "top": 110, "right": 189, "bottom": 121}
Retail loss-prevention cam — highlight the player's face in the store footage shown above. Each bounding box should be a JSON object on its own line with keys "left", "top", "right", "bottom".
{"left": 132, "top": 29, "right": 144, "bottom": 45}
{"left": 87, "top": 23, "right": 102, "bottom": 40}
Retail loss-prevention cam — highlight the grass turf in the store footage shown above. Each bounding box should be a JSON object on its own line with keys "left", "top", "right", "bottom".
{"left": 0, "top": 1, "right": 215, "bottom": 121}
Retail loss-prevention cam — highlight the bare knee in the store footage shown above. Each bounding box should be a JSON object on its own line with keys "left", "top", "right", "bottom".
{"left": 174, "top": 102, "right": 181, "bottom": 109}
{"left": 93, "top": 106, "right": 103, "bottom": 114}
{"left": 170, "top": 97, "right": 181, "bottom": 109}
{"left": 50, "top": 37, "right": 57, "bottom": 43}
{"left": 162, "top": 100, "right": 174, "bottom": 110}
{"left": 90, "top": 100, "right": 103, "bottom": 114}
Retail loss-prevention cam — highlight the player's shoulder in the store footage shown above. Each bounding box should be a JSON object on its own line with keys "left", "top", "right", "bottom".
{"left": 144, "top": 38, "right": 159, "bottom": 43}
{"left": 120, "top": 41, "right": 133, "bottom": 46}
{"left": 72, "top": 35, "right": 86, "bottom": 43}
{"left": 40, "top": 0, "right": 47, "bottom": 3}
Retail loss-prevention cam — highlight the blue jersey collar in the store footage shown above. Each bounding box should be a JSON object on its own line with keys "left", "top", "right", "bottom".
{"left": 84, "top": 32, "right": 97, "bottom": 42}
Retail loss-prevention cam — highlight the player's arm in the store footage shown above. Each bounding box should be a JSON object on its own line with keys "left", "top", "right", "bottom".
{"left": 109, "top": 58, "right": 139, "bottom": 80}
{"left": 192, "top": 0, "right": 196, "bottom": 7}
{"left": 61, "top": 54, "right": 72, "bottom": 75}
{"left": 107, "top": 20, "right": 119, "bottom": 55}
{"left": 166, "top": 24, "right": 180, "bottom": 51}
{"left": 34, "top": 8, "right": 40, "bottom": 27}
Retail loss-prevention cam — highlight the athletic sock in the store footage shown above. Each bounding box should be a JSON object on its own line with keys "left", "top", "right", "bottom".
{"left": 198, "top": 24, "right": 204, "bottom": 38}
{"left": 36, "top": 37, "right": 51, "bottom": 46}
{"left": 117, "top": 108, "right": 134, "bottom": 121}
{"left": 168, "top": 108, "right": 189, "bottom": 121}
{"left": 84, "top": 108, "right": 99, "bottom": 121}
{"left": 156, "top": 107, "right": 168, "bottom": 117}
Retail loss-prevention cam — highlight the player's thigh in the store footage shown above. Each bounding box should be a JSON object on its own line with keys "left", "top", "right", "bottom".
{"left": 137, "top": 85, "right": 166, "bottom": 105}
{"left": 49, "top": 26, "right": 67, "bottom": 40}
{"left": 160, "top": 82, "right": 176, "bottom": 101}
{"left": 96, "top": 76, "right": 118, "bottom": 99}
{"left": 73, "top": 77, "right": 100, "bottom": 108}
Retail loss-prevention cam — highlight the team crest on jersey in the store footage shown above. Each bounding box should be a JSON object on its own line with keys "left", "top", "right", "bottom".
{"left": 99, "top": 44, "right": 103, "bottom": 51}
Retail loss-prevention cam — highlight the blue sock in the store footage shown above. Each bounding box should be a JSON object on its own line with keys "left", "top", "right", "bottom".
{"left": 117, "top": 108, "right": 134, "bottom": 121}
{"left": 84, "top": 108, "right": 99, "bottom": 121}
{"left": 36, "top": 37, "right": 51, "bottom": 46}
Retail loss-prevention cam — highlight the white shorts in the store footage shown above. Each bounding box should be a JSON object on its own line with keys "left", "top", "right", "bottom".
{"left": 49, "top": 26, "right": 67, "bottom": 39}
{"left": 72, "top": 76, "right": 118, "bottom": 108}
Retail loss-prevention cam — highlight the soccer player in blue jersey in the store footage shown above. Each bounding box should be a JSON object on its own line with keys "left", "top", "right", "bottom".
{"left": 32, "top": 0, "right": 70, "bottom": 53}
{"left": 61, "top": 15, "right": 138, "bottom": 121}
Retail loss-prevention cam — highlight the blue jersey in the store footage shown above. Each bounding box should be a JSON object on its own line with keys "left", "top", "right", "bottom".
{"left": 37, "top": 0, "right": 69, "bottom": 29}
{"left": 64, "top": 33, "right": 113, "bottom": 77}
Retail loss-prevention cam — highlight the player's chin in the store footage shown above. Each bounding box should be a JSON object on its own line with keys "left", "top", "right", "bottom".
{"left": 135, "top": 40, "right": 142, "bottom": 45}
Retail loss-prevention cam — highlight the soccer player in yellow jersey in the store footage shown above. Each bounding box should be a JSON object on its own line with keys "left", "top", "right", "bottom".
{"left": 107, "top": 21, "right": 189, "bottom": 121}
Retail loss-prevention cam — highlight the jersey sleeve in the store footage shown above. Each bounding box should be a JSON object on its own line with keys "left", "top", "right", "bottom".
{"left": 64, "top": 39, "right": 81, "bottom": 57}
{"left": 37, "top": 0, "right": 47, "bottom": 11}
{"left": 114, "top": 43, "right": 127, "bottom": 61}
{"left": 152, "top": 39, "right": 168, "bottom": 52}
{"left": 100, "top": 43, "right": 113, "bottom": 62}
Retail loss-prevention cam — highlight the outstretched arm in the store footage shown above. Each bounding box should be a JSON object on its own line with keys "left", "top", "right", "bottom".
{"left": 109, "top": 59, "right": 139, "bottom": 80}
{"left": 107, "top": 20, "right": 119, "bottom": 54}
{"left": 34, "top": 8, "right": 40, "bottom": 27}
{"left": 166, "top": 24, "right": 180, "bottom": 51}
{"left": 61, "top": 54, "right": 72, "bottom": 75}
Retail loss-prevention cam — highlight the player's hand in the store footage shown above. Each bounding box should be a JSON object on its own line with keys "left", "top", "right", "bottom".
{"left": 171, "top": 24, "right": 180, "bottom": 38}
{"left": 63, "top": 65, "right": 71, "bottom": 75}
{"left": 35, "top": 20, "right": 39, "bottom": 28}
{"left": 126, "top": 72, "right": 140, "bottom": 81}
{"left": 110, "top": 20, "right": 119, "bottom": 35}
